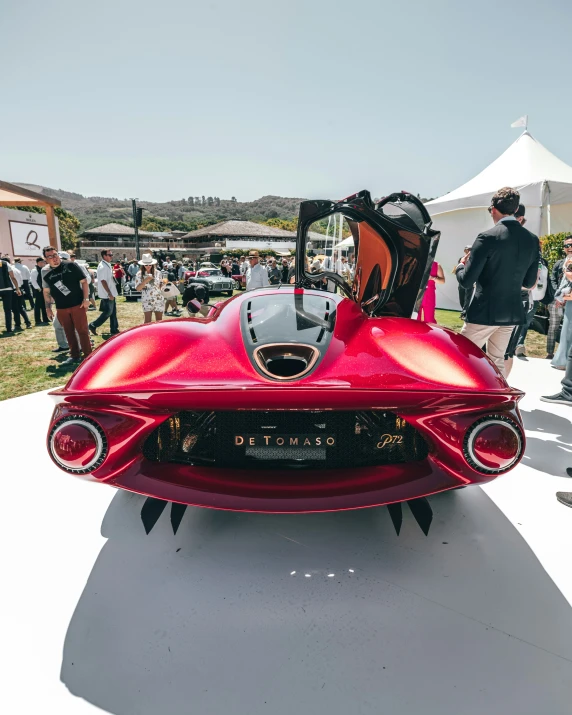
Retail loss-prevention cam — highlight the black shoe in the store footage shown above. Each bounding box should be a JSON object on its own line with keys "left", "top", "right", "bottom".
{"left": 556, "top": 491, "right": 572, "bottom": 508}
{"left": 540, "top": 393, "right": 572, "bottom": 406}
{"left": 60, "top": 356, "right": 81, "bottom": 366}
{"left": 13, "top": 326, "right": 23, "bottom": 331}
{"left": 52, "top": 346, "right": 68, "bottom": 353}
{"left": 546, "top": 353, "right": 554, "bottom": 360}
{"left": 88, "top": 324, "right": 97, "bottom": 336}
{"left": 566, "top": 468, "right": 572, "bottom": 478}
{"left": 25, "top": 323, "right": 32, "bottom": 328}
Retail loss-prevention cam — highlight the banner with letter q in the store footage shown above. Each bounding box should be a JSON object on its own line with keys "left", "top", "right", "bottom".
{"left": 9, "top": 221, "right": 50, "bottom": 257}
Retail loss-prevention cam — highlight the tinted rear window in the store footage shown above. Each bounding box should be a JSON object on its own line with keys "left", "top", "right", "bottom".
{"left": 242, "top": 293, "right": 335, "bottom": 345}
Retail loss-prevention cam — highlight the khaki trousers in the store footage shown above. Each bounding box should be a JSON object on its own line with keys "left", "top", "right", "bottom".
{"left": 460, "top": 323, "right": 515, "bottom": 377}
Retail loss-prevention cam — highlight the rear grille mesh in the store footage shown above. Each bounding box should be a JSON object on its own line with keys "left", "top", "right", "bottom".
{"left": 143, "top": 410, "right": 429, "bottom": 470}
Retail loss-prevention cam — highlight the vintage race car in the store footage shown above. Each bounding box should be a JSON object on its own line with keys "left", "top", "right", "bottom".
{"left": 183, "top": 267, "right": 235, "bottom": 296}
{"left": 47, "top": 191, "right": 525, "bottom": 516}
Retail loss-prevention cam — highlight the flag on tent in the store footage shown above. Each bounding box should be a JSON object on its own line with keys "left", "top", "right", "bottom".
{"left": 511, "top": 115, "right": 528, "bottom": 129}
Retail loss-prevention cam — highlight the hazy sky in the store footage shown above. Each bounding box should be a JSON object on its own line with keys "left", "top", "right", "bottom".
{"left": 3, "top": 0, "right": 571, "bottom": 203}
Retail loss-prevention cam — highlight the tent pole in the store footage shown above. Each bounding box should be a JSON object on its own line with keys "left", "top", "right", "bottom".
{"left": 546, "top": 182, "right": 551, "bottom": 235}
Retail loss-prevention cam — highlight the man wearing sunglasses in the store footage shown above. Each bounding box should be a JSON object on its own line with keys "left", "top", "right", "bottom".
{"left": 455, "top": 187, "right": 539, "bottom": 377}
{"left": 89, "top": 249, "right": 119, "bottom": 336}
{"left": 42, "top": 246, "right": 92, "bottom": 366}
{"left": 546, "top": 236, "right": 572, "bottom": 359}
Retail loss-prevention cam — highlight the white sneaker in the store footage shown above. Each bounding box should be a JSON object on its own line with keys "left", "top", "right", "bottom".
{"left": 515, "top": 345, "right": 526, "bottom": 356}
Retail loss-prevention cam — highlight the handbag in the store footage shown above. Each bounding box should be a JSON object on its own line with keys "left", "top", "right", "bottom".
{"left": 160, "top": 281, "right": 180, "bottom": 298}
{"left": 530, "top": 314, "right": 549, "bottom": 335}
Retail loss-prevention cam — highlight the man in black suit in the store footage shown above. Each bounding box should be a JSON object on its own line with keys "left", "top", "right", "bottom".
{"left": 455, "top": 187, "right": 539, "bottom": 378}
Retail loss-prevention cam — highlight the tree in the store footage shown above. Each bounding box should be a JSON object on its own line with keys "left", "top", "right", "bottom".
{"left": 195, "top": 197, "right": 200, "bottom": 206}
{"left": 231, "top": 196, "right": 237, "bottom": 203}
{"left": 202, "top": 195, "right": 206, "bottom": 206}
{"left": 215, "top": 196, "right": 221, "bottom": 206}
{"left": 188, "top": 196, "right": 194, "bottom": 207}
{"left": 181, "top": 198, "right": 187, "bottom": 206}
{"left": 207, "top": 196, "right": 214, "bottom": 206}
{"left": 56, "top": 207, "right": 81, "bottom": 250}
{"left": 12, "top": 205, "right": 80, "bottom": 251}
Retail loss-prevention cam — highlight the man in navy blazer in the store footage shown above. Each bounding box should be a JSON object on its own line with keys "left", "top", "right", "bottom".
{"left": 456, "top": 187, "right": 539, "bottom": 377}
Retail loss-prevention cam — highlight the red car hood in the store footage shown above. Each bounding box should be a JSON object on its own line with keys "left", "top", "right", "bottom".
{"left": 60, "top": 289, "right": 510, "bottom": 395}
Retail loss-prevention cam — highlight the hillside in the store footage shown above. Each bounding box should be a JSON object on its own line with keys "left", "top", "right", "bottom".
{"left": 15, "top": 184, "right": 305, "bottom": 232}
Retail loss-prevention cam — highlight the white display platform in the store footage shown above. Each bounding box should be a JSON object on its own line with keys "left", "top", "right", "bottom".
{"left": 3, "top": 357, "right": 572, "bottom": 715}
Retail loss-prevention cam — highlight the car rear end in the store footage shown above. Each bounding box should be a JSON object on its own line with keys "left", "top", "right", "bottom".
{"left": 47, "top": 385, "right": 524, "bottom": 513}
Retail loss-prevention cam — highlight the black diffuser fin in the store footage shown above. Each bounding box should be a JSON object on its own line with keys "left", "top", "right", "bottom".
{"left": 386, "top": 502, "right": 403, "bottom": 536}
{"left": 407, "top": 497, "right": 433, "bottom": 536}
{"left": 141, "top": 497, "right": 168, "bottom": 534}
{"left": 170, "top": 503, "right": 187, "bottom": 535}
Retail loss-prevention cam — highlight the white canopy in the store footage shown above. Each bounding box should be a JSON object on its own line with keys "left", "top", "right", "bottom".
{"left": 427, "top": 131, "right": 572, "bottom": 309}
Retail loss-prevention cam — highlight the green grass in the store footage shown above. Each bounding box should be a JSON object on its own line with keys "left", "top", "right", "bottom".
{"left": 0, "top": 301, "right": 548, "bottom": 402}
{"left": 435, "top": 309, "right": 547, "bottom": 359}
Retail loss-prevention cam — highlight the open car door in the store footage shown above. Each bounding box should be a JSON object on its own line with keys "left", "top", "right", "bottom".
{"left": 296, "top": 190, "right": 440, "bottom": 318}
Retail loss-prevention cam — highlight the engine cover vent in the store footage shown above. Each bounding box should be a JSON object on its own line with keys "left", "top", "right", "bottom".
{"left": 253, "top": 343, "right": 319, "bottom": 380}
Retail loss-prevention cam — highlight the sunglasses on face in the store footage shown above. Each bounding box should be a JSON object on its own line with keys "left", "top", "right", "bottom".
{"left": 564, "top": 244, "right": 572, "bottom": 248}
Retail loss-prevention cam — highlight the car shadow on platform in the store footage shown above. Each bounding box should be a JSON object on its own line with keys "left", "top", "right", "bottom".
{"left": 521, "top": 408, "right": 572, "bottom": 477}
{"left": 60, "top": 488, "right": 572, "bottom": 715}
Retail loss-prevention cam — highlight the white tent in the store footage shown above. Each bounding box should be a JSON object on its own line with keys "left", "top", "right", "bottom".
{"left": 427, "top": 131, "right": 572, "bottom": 310}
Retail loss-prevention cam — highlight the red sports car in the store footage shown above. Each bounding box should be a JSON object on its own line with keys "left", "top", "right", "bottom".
{"left": 47, "top": 191, "right": 524, "bottom": 520}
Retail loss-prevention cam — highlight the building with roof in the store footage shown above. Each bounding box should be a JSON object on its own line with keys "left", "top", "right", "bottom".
{"left": 180, "top": 220, "right": 298, "bottom": 252}
{"left": 77, "top": 218, "right": 330, "bottom": 262}
{"left": 77, "top": 223, "right": 173, "bottom": 262}
{"left": 0, "top": 181, "right": 61, "bottom": 268}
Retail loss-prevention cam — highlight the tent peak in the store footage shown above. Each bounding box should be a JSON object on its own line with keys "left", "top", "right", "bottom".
{"left": 428, "top": 130, "right": 572, "bottom": 208}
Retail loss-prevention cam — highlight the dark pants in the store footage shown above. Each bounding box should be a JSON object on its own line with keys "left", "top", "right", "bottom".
{"left": 33, "top": 288, "right": 48, "bottom": 323}
{"left": 458, "top": 286, "right": 466, "bottom": 311}
{"left": 517, "top": 300, "right": 538, "bottom": 347}
{"left": 1, "top": 289, "right": 13, "bottom": 332}
{"left": 22, "top": 280, "right": 34, "bottom": 309}
{"left": 90, "top": 298, "right": 119, "bottom": 334}
{"left": 57, "top": 305, "right": 92, "bottom": 360}
{"left": 13, "top": 292, "right": 30, "bottom": 327}
{"left": 459, "top": 284, "right": 473, "bottom": 316}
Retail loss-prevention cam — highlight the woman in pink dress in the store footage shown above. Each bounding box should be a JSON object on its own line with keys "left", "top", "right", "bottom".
{"left": 417, "top": 261, "right": 445, "bottom": 323}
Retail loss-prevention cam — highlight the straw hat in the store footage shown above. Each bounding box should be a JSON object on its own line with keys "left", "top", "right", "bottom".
{"left": 248, "top": 250, "right": 260, "bottom": 257}
{"left": 138, "top": 253, "right": 157, "bottom": 266}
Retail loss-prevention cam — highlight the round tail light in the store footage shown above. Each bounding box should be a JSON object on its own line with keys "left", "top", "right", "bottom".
{"left": 464, "top": 416, "right": 523, "bottom": 474}
{"left": 49, "top": 416, "right": 107, "bottom": 474}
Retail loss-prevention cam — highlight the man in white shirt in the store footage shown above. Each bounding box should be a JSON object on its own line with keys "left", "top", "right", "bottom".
{"left": 0, "top": 257, "right": 21, "bottom": 334}
{"left": 89, "top": 249, "right": 119, "bottom": 336}
{"left": 246, "top": 251, "right": 269, "bottom": 291}
{"left": 14, "top": 258, "right": 34, "bottom": 310}
{"left": 7, "top": 258, "right": 31, "bottom": 329}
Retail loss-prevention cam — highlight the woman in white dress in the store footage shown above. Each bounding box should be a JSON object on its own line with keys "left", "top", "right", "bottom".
{"left": 135, "top": 254, "right": 165, "bottom": 323}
